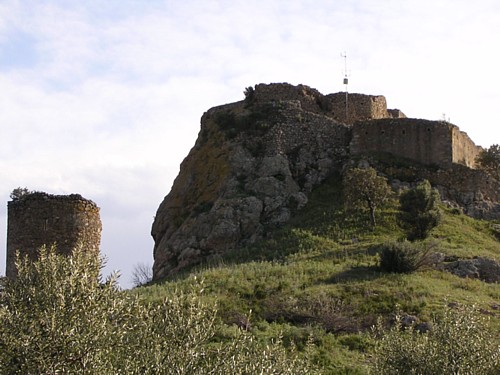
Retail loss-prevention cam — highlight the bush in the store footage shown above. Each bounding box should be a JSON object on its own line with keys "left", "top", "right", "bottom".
{"left": 372, "top": 304, "right": 500, "bottom": 374}
{"left": 0, "top": 246, "right": 319, "bottom": 374}
{"left": 9, "top": 187, "right": 32, "bottom": 200}
{"left": 398, "top": 180, "right": 441, "bottom": 241}
{"left": 379, "top": 241, "right": 433, "bottom": 273}
{"left": 131, "top": 262, "right": 153, "bottom": 287}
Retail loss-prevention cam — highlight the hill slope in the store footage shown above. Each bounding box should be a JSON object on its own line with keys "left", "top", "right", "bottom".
{"left": 140, "top": 174, "right": 500, "bottom": 373}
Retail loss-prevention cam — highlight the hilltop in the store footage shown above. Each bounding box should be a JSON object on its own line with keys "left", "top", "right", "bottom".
{"left": 151, "top": 83, "right": 499, "bottom": 280}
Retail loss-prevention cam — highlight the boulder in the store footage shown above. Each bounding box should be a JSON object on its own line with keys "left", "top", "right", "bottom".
{"left": 443, "top": 257, "right": 500, "bottom": 283}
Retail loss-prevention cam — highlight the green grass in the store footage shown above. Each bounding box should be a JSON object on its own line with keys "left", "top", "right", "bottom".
{"left": 136, "top": 176, "right": 500, "bottom": 374}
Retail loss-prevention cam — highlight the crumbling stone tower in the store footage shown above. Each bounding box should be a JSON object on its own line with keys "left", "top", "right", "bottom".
{"left": 6, "top": 192, "right": 102, "bottom": 278}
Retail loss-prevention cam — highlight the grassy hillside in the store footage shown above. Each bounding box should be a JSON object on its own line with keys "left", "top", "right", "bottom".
{"left": 137, "top": 174, "right": 500, "bottom": 374}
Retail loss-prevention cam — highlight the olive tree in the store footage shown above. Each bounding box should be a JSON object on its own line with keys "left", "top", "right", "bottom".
{"left": 372, "top": 304, "right": 500, "bottom": 374}
{"left": 343, "top": 167, "right": 392, "bottom": 226}
{"left": 0, "top": 246, "right": 317, "bottom": 374}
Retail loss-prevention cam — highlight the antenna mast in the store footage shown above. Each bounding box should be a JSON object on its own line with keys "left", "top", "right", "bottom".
{"left": 341, "top": 51, "right": 349, "bottom": 122}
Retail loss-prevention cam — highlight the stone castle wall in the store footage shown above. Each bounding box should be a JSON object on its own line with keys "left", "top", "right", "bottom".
{"left": 351, "top": 119, "right": 453, "bottom": 167}
{"left": 350, "top": 119, "right": 481, "bottom": 168}
{"left": 6, "top": 192, "right": 102, "bottom": 278}
{"left": 252, "top": 83, "right": 480, "bottom": 169}
{"left": 252, "top": 83, "right": 324, "bottom": 114}
{"left": 325, "top": 92, "right": 393, "bottom": 124}
{"left": 451, "top": 127, "right": 481, "bottom": 168}
{"left": 252, "top": 83, "right": 404, "bottom": 124}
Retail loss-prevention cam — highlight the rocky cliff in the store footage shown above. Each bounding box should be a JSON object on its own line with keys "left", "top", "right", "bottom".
{"left": 152, "top": 83, "right": 499, "bottom": 280}
{"left": 152, "top": 84, "right": 354, "bottom": 279}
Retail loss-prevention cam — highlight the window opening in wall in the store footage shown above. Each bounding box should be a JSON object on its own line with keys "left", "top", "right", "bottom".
{"left": 427, "top": 128, "right": 431, "bottom": 132}
{"left": 402, "top": 130, "right": 406, "bottom": 135}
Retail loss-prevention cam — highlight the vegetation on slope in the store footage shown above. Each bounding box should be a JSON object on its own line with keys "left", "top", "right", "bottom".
{"left": 0, "top": 247, "right": 318, "bottom": 374}
{"left": 140, "top": 173, "right": 500, "bottom": 374}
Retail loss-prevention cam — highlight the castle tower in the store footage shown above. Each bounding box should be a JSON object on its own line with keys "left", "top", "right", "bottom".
{"left": 6, "top": 192, "right": 102, "bottom": 278}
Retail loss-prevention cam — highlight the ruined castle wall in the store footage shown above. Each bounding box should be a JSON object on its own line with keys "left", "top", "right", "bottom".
{"left": 252, "top": 83, "right": 324, "bottom": 114}
{"left": 351, "top": 118, "right": 454, "bottom": 167}
{"left": 6, "top": 193, "right": 101, "bottom": 278}
{"left": 264, "top": 100, "right": 351, "bottom": 159}
{"left": 252, "top": 84, "right": 402, "bottom": 125}
{"left": 451, "top": 127, "right": 481, "bottom": 168}
{"left": 326, "top": 93, "right": 389, "bottom": 124}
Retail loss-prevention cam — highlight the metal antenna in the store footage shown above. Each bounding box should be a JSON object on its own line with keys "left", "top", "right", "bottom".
{"left": 341, "top": 52, "right": 349, "bottom": 122}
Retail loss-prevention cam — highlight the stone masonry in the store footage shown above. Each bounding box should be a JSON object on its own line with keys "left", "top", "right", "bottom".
{"left": 350, "top": 118, "right": 481, "bottom": 168}
{"left": 6, "top": 192, "right": 102, "bottom": 278}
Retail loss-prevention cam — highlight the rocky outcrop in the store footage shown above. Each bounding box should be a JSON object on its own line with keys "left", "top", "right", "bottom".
{"left": 152, "top": 84, "right": 351, "bottom": 279}
{"left": 152, "top": 83, "right": 499, "bottom": 281}
{"left": 443, "top": 257, "right": 500, "bottom": 283}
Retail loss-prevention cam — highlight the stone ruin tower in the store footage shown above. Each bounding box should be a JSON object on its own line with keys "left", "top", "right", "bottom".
{"left": 6, "top": 192, "right": 102, "bottom": 278}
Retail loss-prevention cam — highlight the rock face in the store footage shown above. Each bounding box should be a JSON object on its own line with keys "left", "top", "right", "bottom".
{"left": 443, "top": 257, "right": 500, "bottom": 283}
{"left": 152, "top": 84, "right": 353, "bottom": 279}
{"left": 152, "top": 83, "right": 499, "bottom": 280}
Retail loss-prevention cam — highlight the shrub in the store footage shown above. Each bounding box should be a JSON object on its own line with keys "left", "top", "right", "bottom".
{"left": 372, "top": 304, "right": 500, "bottom": 374}
{"left": 398, "top": 180, "right": 441, "bottom": 241}
{"left": 0, "top": 246, "right": 318, "bottom": 374}
{"left": 9, "top": 187, "right": 32, "bottom": 200}
{"left": 243, "top": 86, "right": 255, "bottom": 106}
{"left": 131, "top": 262, "right": 153, "bottom": 287}
{"left": 379, "top": 241, "right": 433, "bottom": 273}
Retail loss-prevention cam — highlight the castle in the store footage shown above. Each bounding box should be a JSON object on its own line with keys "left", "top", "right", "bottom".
{"left": 151, "top": 83, "right": 496, "bottom": 279}
{"left": 251, "top": 83, "right": 481, "bottom": 169}
{"left": 6, "top": 192, "right": 101, "bottom": 278}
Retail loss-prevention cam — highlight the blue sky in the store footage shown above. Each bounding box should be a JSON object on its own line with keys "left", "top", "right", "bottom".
{"left": 1, "top": 0, "right": 499, "bottom": 287}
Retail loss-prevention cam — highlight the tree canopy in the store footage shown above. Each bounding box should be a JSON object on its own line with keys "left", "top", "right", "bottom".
{"left": 343, "top": 167, "right": 392, "bottom": 227}
{"left": 476, "top": 144, "right": 500, "bottom": 180}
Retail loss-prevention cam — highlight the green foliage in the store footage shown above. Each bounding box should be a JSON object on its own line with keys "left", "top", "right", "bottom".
{"left": 378, "top": 241, "right": 433, "bottom": 273}
{"left": 343, "top": 167, "right": 393, "bottom": 227}
{"left": 476, "top": 144, "right": 500, "bottom": 180}
{"left": 9, "top": 187, "right": 32, "bottom": 200}
{"left": 372, "top": 304, "right": 500, "bottom": 374}
{"left": 0, "top": 246, "right": 318, "bottom": 374}
{"left": 141, "top": 172, "right": 499, "bottom": 374}
{"left": 0, "top": 246, "right": 133, "bottom": 373}
{"left": 398, "top": 180, "right": 441, "bottom": 240}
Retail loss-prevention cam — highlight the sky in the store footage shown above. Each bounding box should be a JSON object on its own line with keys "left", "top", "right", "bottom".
{"left": 1, "top": 0, "right": 499, "bottom": 287}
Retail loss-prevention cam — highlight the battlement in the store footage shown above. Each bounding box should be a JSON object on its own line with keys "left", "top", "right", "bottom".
{"left": 6, "top": 192, "right": 102, "bottom": 278}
